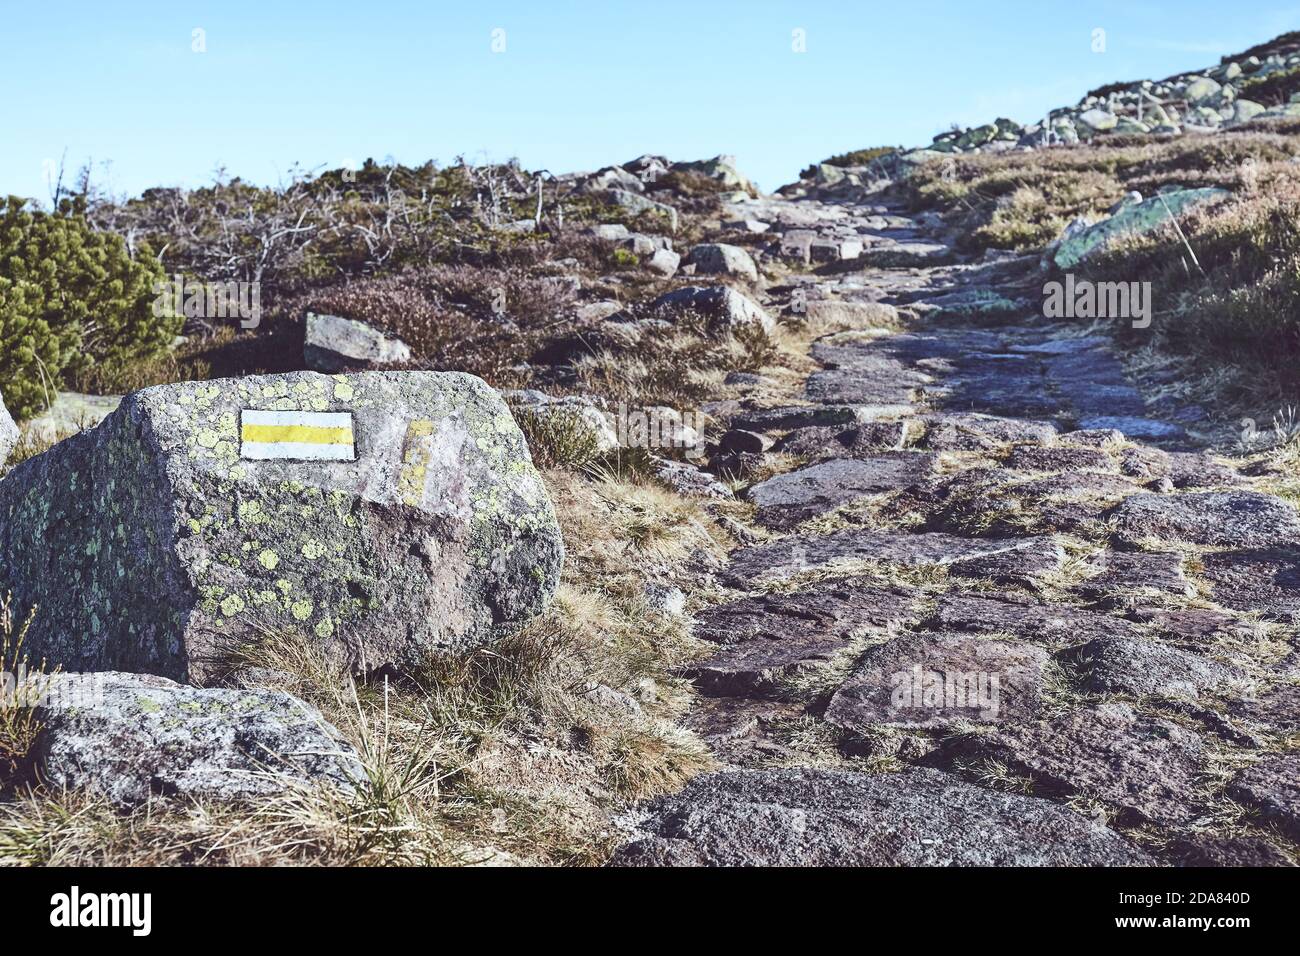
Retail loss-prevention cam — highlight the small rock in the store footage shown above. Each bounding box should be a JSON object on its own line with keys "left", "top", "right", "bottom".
{"left": 684, "top": 243, "right": 759, "bottom": 282}
{"left": 304, "top": 312, "right": 412, "bottom": 372}
{"left": 651, "top": 285, "right": 774, "bottom": 335}
{"left": 1076, "top": 416, "right": 1186, "bottom": 441}
{"left": 645, "top": 248, "right": 681, "bottom": 277}
{"left": 586, "top": 223, "right": 630, "bottom": 241}
{"left": 746, "top": 454, "right": 939, "bottom": 528}
{"left": 719, "top": 429, "right": 772, "bottom": 454}
{"left": 650, "top": 455, "right": 733, "bottom": 500}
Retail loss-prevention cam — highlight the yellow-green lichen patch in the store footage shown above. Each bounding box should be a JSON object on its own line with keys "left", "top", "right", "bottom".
{"left": 258, "top": 549, "right": 280, "bottom": 570}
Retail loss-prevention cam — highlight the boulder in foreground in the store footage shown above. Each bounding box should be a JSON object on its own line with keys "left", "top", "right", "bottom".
{"left": 0, "top": 371, "right": 564, "bottom": 681}
{"left": 28, "top": 672, "right": 363, "bottom": 806}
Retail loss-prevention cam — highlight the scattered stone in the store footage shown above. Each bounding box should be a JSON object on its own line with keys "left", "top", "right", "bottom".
{"left": 304, "top": 312, "right": 412, "bottom": 372}
{"left": 651, "top": 285, "right": 774, "bottom": 335}
{"left": 719, "top": 429, "right": 772, "bottom": 454}
{"left": 610, "top": 766, "right": 1152, "bottom": 866}
{"left": 952, "top": 702, "right": 1207, "bottom": 825}
{"left": 684, "top": 243, "right": 759, "bottom": 281}
{"left": 29, "top": 672, "right": 363, "bottom": 806}
{"left": 650, "top": 455, "right": 733, "bottom": 500}
{"left": 0, "top": 372, "right": 564, "bottom": 681}
{"left": 586, "top": 223, "right": 630, "bottom": 241}
{"left": 805, "top": 365, "right": 927, "bottom": 406}
{"left": 1110, "top": 492, "right": 1300, "bottom": 548}
{"left": 826, "top": 632, "right": 1049, "bottom": 731}
{"left": 645, "top": 247, "right": 681, "bottom": 277}
{"left": 774, "top": 421, "right": 910, "bottom": 459}
{"left": 729, "top": 405, "right": 864, "bottom": 433}
{"left": 1228, "top": 755, "right": 1300, "bottom": 840}
{"left": 918, "top": 412, "right": 1056, "bottom": 451}
{"left": 1060, "top": 635, "right": 1242, "bottom": 700}
{"left": 946, "top": 536, "right": 1067, "bottom": 587}
{"left": 746, "top": 454, "right": 939, "bottom": 527}
{"left": 505, "top": 390, "right": 620, "bottom": 453}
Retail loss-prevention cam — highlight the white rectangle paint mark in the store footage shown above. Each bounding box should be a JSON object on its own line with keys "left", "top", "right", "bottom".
{"left": 239, "top": 409, "right": 356, "bottom": 461}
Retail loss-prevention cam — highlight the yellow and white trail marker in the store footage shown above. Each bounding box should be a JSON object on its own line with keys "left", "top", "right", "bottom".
{"left": 240, "top": 410, "right": 356, "bottom": 461}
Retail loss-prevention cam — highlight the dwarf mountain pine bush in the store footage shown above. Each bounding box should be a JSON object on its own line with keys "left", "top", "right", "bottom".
{"left": 0, "top": 196, "right": 178, "bottom": 419}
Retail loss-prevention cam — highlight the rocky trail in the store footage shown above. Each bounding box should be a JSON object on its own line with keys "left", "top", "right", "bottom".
{"left": 611, "top": 186, "right": 1300, "bottom": 866}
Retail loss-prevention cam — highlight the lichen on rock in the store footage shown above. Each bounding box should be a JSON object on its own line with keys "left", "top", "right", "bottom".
{"left": 0, "top": 371, "right": 564, "bottom": 681}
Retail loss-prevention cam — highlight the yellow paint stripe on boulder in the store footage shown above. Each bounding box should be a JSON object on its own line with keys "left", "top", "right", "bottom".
{"left": 241, "top": 423, "right": 354, "bottom": 446}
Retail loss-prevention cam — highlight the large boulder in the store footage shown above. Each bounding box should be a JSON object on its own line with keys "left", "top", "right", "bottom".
{"left": 1054, "top": 188, "right": 1229, "bottom": 270}
{"left": 651, "top": 286, "right": 774, "bottom": 335}
{"left": 0, "top": 371, "right": 564, "bottom": 682}
{"left": 304, "top": 312, "right": 412, "bottom": 372}
{"left": 0, "top": 386, "right": 17, "bottom": 467}
{"left": 26, "top": 672, "right": 364, "bottom": 806}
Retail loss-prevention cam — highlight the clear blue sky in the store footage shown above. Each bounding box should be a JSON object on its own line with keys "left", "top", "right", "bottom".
{"left": 4, "top": 1, "right": 1297, "bottom": 201}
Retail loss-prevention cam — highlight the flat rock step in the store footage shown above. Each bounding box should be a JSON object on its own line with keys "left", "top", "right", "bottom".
{"left": 610, "top": 766, "right": 1152, "bottom": 866}
{"left": 722, "top": 528, "right": 1064, "bottom": 587}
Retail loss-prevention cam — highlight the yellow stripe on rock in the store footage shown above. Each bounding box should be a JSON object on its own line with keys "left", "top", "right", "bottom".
{"left": 241, "top": 424, "right": 354, "bottom": 445}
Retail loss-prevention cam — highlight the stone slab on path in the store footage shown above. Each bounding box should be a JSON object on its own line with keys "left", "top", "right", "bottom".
{"left": 721, "top": 528, "right": 1065, "bottom": 588}
{"left": 826, "top": 631, "right": 1050, "bottom": 731}
{"left": 610, "top": 766, "right": 1152, "bottom": 866}
{"left": 947, "top": 702, "right": 1208, "bottom": 826}
{"left": 688, "top": 580, "right": 920, "bottom": 696}
{"left": 1059, "top": 635, "right": 1244, "bottom": 700}
{"left": 1227, "top": 755, "right": 1300, "bottom": 841}
{"left": 924, "top": 592, "right": 1146, "bottom": 647}
{"left": 746, "top": 454, "right": 940, "bottom": 528}
{"left": 1109, "top": 491, "right": 1300, "bottom": 549}
{"left": 1199, "top": 548, "right": 1300, "bottom": 622}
